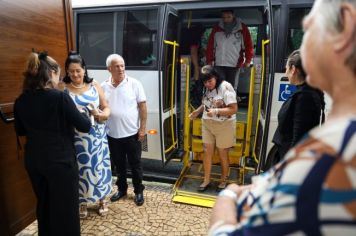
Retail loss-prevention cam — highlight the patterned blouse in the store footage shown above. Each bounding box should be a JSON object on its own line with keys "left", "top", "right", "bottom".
{"left": 210, "top": 116, "right": 356, "bottom": 235}
{"left": 202, "top": 80, "right": 237, "bottom": 121}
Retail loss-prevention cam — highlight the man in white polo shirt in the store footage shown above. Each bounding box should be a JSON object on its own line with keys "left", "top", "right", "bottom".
{"left": 101, "top": 54, "right": 147, "bottom": 206}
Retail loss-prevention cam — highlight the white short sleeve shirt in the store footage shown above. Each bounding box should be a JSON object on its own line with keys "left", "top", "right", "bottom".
{"left": 101, "top": 75, "right": 146, "bottom": 138}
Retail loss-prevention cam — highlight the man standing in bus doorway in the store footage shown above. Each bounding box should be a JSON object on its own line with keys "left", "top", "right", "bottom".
{"left": 101, "top": 54, "right": 147, "bottom": 206}
{"left": 206, "top": 9, "right": 254, "bottom": 94}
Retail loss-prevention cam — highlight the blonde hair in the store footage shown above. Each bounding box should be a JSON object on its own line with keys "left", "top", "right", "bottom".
{"left": 22, "top": 52, "right": 59, "bottom": 92}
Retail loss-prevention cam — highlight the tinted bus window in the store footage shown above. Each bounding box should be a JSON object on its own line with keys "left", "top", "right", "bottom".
{"left": 78, "top": 13, "right": 114, "bottom": 67}
{"left": 286, "top": 8, "right": 310, "bottom": 57}
{"left": 123, "top": 9, "right": 158, "bottom": 67}
{"left": 162, "top": 12, "right": 179, "bottom": 111}
{"left": 248, "top": 26, "right": 258, "bottom": 54}
{"left": 78, "top": 9, "right": 158, "bottom": 68}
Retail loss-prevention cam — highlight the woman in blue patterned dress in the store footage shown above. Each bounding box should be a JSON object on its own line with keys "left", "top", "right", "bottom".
{"left": 63, "top": 52, "right": 112, "bottom": 218}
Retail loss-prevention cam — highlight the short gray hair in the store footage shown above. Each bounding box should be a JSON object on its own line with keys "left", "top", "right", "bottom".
{"left": 317, "top": 0, "right": 356, "bottom": 74}
{"left": 318, "top": 0, "right": 356, "bottom": 33}
{"left": 106, "top": 54, "right": 124, "bottom": 67}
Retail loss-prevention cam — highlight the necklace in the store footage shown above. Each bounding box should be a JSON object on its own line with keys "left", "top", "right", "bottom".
{"left": 71, "top": 82, "right": 86, "bottom": 89}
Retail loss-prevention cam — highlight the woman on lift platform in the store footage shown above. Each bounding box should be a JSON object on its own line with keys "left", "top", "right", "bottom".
{"left": 189, "top": 65, "right": 237, "bottom": 192}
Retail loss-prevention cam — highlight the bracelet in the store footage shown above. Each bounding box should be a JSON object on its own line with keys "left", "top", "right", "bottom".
{"left": 218, "top": 189, "right": 238, "bottom": 201}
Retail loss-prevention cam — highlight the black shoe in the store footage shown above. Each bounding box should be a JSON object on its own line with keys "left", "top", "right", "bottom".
{"left": 110, "top": 191, "right": 127, "bottom": 202}
{"left": 197, "top": 182, "right": 210, "bottom": 192}
{"left": 134, "top": 193, "right": 144, "bottom": 206}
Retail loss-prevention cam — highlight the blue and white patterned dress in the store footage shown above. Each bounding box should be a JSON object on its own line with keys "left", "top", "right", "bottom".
{"left": 67, "top": 84, "right": 112, "bottom": 203}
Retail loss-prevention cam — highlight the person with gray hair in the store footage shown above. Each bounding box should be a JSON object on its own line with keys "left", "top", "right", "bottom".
{"left": 208, "top": 0, "right": 356, "bottom": 235}
{"left": 101, "top": 54, "right": 147, "bottom": 206}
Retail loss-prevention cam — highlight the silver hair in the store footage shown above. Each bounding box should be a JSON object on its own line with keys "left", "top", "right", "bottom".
{"left": 317, "top": 0, "right": 356, "bottom": 74}
{"left": 106, "top": 54, "right": 124, "bottom": 67}
{"left": 318, "top": 0, "right": 356, "bottom": 32}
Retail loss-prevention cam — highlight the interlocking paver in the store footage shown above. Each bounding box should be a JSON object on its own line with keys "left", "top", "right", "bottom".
{"left": 17, "top": 181, "right": 211, "bottom": 236}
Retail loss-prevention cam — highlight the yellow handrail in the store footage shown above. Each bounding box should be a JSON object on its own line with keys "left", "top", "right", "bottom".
{"left": 183, "top": 63, "right": 191, "bottom": 167}
{"left": 165, "top": 142, "right": 178, "bottom": 154}
{"left": 243, "top": 66, "right": 255, "bottom": 157}
{"left": 252, "top": 39, "right": 270, "bottom": 163}
{"left": 163, "top": 40, "right": 179, "bottom": 154}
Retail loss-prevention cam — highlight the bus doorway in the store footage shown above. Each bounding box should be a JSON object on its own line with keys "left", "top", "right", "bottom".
{"left": 173, "top": 5, "right": 267, "bottom": 207}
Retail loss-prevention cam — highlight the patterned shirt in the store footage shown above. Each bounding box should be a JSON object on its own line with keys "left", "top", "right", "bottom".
{"left": 210, "top": 116, "right": 356, "bottom": 235}
{"left": 202, "top": 81, "right": 237, "bottom": 121}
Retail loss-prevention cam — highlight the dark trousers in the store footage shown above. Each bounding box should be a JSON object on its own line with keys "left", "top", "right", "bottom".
{"left": 108, "top": 134, "right": 144, "bottom": 194}
{"left": 215, "top": 66, "right": 239, "bottom": 89}
{"left": 25, "top": 157, "right": 80, "bottom": 236}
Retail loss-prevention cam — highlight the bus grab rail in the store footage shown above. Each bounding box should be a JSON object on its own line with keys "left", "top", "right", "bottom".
{"left": 252, "top": 39, "right": 270, "bottom": 165}
{"left": 182, "top": 64, "right": 191, "bottom": 167}
{"left": 163, "top": 40, "right": 179, "bottom": 154}
{"left": 0, "top": 103, "right": 15, "bottom": 124}
{"left": 243, "top": 66, "right": 256, "bottom": 160}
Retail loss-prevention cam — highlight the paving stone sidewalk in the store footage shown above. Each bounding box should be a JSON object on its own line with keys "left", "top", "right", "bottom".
{"left": 17, "top": 181, "right": 212, "bottom": 236}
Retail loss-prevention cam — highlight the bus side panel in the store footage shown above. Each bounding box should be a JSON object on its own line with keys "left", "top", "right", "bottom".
{"left": 88, "top": 69, "right": 163, "bottom": 160}
{"left": 0, "top": 0, "right": 74, "bottom": 234}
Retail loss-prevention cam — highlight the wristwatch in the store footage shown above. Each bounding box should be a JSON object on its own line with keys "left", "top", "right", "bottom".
{"left": 218, "top": 189, "right": 238, "bottom": 201}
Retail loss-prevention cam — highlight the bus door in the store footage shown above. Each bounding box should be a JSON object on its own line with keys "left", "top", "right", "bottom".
{"left": 254, "top": 0, "right": 276, "bottom": 173}
{"left": 160, "top": 4, "right": 179, "bottom": 163}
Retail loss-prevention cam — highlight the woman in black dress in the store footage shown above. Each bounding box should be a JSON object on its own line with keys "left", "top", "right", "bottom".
{"left": 14, "top": 52, "right": 91, "bottom": 236}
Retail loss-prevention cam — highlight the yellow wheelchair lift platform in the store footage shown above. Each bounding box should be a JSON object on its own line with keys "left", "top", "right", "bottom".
{"left": 172, "top": 59, "right": 258, "bottom": 208}
{"left": 173, "top": 162, "right": 249, "bottom": 208}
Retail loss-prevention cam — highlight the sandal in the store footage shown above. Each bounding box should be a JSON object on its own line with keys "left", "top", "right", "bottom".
{"left": 98, "top": 200, "right": 109, "bottom": 216}
{"left": 79, "top": 204, "right": 88, "bottom": 219}
{"left": 197, "top": 181, "right": 210, "bottom": 192}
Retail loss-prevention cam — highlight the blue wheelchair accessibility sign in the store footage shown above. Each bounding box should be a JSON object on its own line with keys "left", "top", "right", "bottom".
{"left": 279, "top": 84, "right": 297, "bottom": 101}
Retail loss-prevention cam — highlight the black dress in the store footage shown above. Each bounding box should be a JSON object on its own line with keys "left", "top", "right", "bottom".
{"left": 14, "top": 89, "right": 91, "bottom": 236}
{"left": 272, "top": 83, "right": 324, "bottom": 163}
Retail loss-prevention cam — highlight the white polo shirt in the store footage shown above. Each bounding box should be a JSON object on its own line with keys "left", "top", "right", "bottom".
{"left": 101, "top": 75, "right": 146, "bottom": 139}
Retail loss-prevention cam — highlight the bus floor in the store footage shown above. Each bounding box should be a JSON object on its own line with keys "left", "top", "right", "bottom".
{"left": 16, "top": 179, "right": 211, "bottom": 236}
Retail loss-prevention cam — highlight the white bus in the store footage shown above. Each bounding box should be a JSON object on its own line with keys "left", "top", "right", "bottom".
{"left": 72, "top": 0, "right": 319, "bottom": 206}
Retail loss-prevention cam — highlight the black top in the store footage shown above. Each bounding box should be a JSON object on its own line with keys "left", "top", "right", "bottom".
{"left": 272, "top": 83, "right": 324, "bottom": 158}
{"left": 180, "top": 24, "right": 204, "bottom": 55}
{"left": 14, "top": 89, "right": 91, "bottom": 165}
